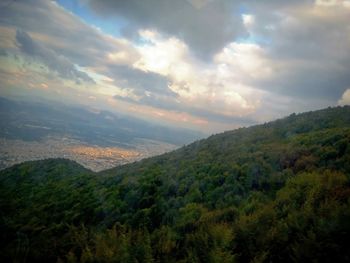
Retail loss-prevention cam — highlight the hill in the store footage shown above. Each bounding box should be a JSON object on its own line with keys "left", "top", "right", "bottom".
{"left": 1, "top": 106, "right": 350, "bottom": 262}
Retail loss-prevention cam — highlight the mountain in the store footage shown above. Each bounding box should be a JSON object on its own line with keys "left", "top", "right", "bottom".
{"left": 1, "top": 106, "right": 350, "bottom": 262}
{"left": 0, "top": 96, "right": 203, "bottom": 147}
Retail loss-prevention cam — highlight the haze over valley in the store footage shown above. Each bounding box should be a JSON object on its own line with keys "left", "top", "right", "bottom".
{"left": 0, "top": 97, "right": 202, "bottom": 171}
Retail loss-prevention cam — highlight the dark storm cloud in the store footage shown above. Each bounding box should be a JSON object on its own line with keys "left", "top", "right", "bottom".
{"left": 84, "top": 0, "right": 247, "bottom": 59}
{"left": 15, "top": 29, "right": 95, "bottom": 83}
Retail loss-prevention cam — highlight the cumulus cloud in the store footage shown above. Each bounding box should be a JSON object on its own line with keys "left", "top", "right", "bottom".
{"left": 214, "top": 42, "right": 272, "bottom": 80}
{"left": 82, "top": 0, "right": 350, "bottom": 102}
{"left": 83, "top": 0, "right": 247, "bottom": 59}
{"left": 129, "top": 29, "right": 261, "bottom": 117}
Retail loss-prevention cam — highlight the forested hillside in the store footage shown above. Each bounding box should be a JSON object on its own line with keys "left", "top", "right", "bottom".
{"left": 1, "top": 106, "right": 350, "bottom": 262}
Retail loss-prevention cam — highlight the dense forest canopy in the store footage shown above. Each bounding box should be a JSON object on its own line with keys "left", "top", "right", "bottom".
{"left": 1, "top": 106, "right": 350, "bottom": 262}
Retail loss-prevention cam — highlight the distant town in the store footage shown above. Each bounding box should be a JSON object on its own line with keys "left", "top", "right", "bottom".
{"left": 0, "top": 136, "right": 177, "bottom": 172}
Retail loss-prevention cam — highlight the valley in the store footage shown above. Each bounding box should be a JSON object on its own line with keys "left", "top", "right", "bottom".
{"left": 0, "top": 136, "right": 177, "bottom": 171}
{"left": 0, "top": 97, "right": 200, "bottom": 171}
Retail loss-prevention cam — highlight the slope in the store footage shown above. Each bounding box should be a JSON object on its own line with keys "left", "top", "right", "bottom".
{"left": 1, "top": 106, "right": 350, "bottom": 262}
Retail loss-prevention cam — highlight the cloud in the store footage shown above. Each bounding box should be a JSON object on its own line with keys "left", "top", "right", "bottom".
{"left": 0, "top": 0, "right": 139, "bottom": 68}
{"left": 1, "top": 0, "right": 350, "bottom": 132}
{"left": 133, "top": 30, "right": 191, "bottom": 78}
{"left": 236, "top": 0, "right": 350, "bottom": 101}
{"left": 214, "top": 42, "right": 272, "bottom": 80}
{"left": 315, "top": 0, "right": 350, "bottom": 7}
{"left": 114, "top": 93, "right": 256, "bottom": 126}
{"left": 15, "top": 29, "right": 94, "bottom": 83}
{"left": 129, "top": 30, "right": 261, "bottom": 118}
{"left": 242, "top": 14, "right": 255, "bottom": 27}
{"left": 338, "top": 89, "right": 350, "bottom": 105}
{"left": 83, "top": 0, "right": 247, "bottom": 59}
{"left": 83, "top": 0, "right": 350, "bottom": 103}
{"left": 107, "top": 64, "right": 176, "bottom": 96}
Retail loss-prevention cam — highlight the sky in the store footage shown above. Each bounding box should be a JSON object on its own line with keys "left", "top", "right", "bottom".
{"left": 0, "top": 0, "right": 349, "bottom": 133}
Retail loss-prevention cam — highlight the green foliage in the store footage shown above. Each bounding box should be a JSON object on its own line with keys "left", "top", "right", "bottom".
{"left": 1, "top": 106, "right": 350, "bottom": 262}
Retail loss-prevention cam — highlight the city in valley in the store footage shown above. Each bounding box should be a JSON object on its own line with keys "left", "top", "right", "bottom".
{"left": 0, "top": 97, "right": 201, "bottom": 171}
{"left": 0, "top": 136, "right": 177, "bottom": 172}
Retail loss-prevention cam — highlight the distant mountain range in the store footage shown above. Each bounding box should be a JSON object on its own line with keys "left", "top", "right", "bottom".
{"left": 1, "top": 105, "right": 350, "bottom": 262}
{"left": 0, "top": 96, "right": 204, "bottom": 147}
